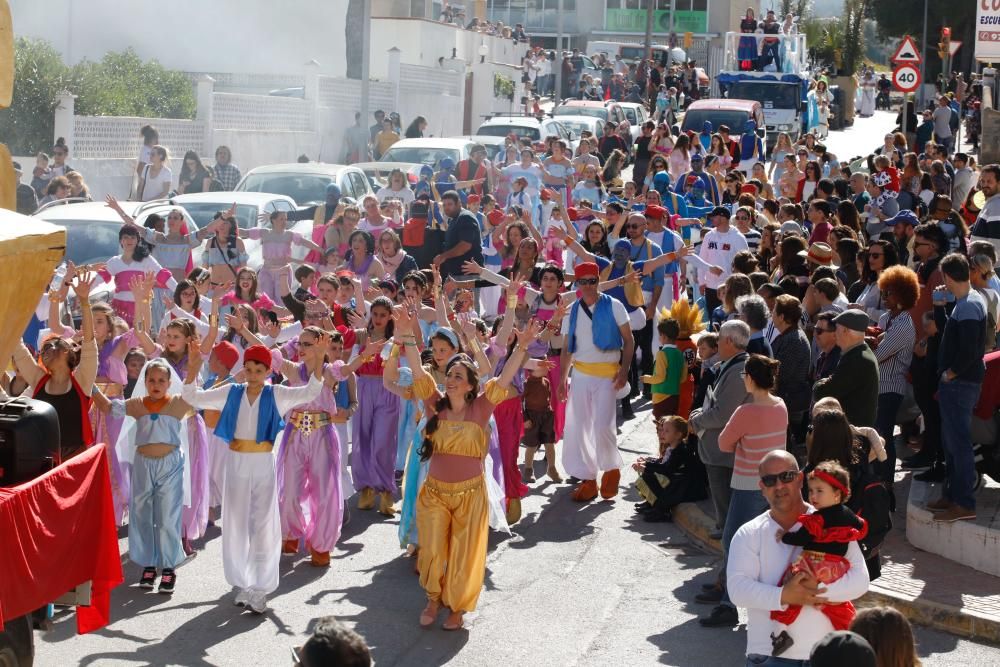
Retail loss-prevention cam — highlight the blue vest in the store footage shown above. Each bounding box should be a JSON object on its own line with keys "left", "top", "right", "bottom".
{"left": 567, "top": 293, "right": 624, "bottom": 354}
{"left": 213, "top": 384, "right": 285, "bottom": 444}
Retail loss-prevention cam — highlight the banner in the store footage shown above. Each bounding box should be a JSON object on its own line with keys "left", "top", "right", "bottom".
{"left": 976, "top": 0, "right": 1000, "bottom": 62}
{"left": 605, "top": 9, "right": 708, "bottom": 35}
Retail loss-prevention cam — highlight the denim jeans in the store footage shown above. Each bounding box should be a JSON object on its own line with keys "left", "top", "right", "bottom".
{"left": 722, "top": 487, "right": 769, "bottom": 606}
{"left": 747, "top": 655, "right": 809, "bottom": 667}
{"left": 875, "top": 392, "right": 903, "bottom": 483}
{"left": 760, "top": 42, "right": 782, "bottom": 71}
{"left": 938, "top": 379, "right": 981, "bottom": 510}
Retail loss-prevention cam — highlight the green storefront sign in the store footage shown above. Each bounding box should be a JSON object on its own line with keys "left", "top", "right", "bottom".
{"left": 605, "top": 8, "right": 708, "bottom": 34}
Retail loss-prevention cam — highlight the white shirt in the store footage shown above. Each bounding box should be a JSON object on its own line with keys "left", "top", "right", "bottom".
{"left": 182, "top": 375, "right": 323, "bottom": 440}
{"left": 697, "top": 227, "right": 748, "bottom": 289}
{"left": 140, "top": 165, "right": 173, "bottom": 201}
{"left": 375, "top": 185, "right": 415, "bottom": 208}
{"left": 728, "top": 508, "right": 870, "bottom": 661}
{"left": 561, "top": 295, "right": 629, "bottom": 364}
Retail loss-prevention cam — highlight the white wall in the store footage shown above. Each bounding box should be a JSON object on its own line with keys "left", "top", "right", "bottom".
{"left": 9, "top": 0, "right": 349, "bottom": 77}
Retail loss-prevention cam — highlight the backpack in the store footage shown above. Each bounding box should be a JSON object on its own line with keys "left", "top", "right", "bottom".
{"left": 847, "top": 461, "right": 892, "bottom": 581}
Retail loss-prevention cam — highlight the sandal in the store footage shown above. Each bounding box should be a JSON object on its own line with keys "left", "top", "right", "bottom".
{"left": 419, "top": 601, "right": 440, "bottom": 628}
{"left": 442, "top": 611, "right": 464, "bottom": 631}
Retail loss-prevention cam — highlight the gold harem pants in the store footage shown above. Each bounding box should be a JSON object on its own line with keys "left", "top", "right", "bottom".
{"left": 416, "top": 475, "right": 489, "bottom": 612}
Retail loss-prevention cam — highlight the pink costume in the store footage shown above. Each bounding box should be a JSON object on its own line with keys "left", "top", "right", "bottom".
{"left": 526, "top": 294, "right": 567, "bottom": 441}
{"left": 98, "top": 255, "right": 176, "bottom": 326}
{"left": 93, "top": 331, "right": 136, "bottom": 525}
{"left": 243, "top": 228, "right": 313, "bottom": 302}
{"left": 276, "top": 361, "right": 345, "bottom": 554}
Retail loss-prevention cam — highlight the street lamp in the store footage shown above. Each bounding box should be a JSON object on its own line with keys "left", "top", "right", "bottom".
{"left": 479, "top": 42, "right": 489, "bottom": 64}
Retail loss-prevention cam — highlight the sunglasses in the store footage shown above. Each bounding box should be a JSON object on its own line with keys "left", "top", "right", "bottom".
{"left": 626, "top": 223, "right": 643, "bottom": 229}
{"left": 577, "top": 278, "right": 599, "bottom": 285}
{"left": 761, "top": 470, "right": 799, "bottom": 487}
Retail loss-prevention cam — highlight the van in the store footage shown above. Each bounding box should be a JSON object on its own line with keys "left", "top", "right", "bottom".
{"left": 585, "top": 41, "right": 686, "bottom": 69}
{"left": 679, "top": 99, "right": 767, "bottom": 148}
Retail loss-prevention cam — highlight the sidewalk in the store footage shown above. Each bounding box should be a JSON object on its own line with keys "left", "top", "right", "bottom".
{"left": 673, "top": 474, "right": 1000, "bottom": 642}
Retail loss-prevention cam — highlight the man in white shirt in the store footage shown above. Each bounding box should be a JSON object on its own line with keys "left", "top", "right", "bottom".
{"left": 697, "top": 206, "right": 749, "bottom": 313}
{"left": 560, "top": 261, "right": 634, "bottom": 503}
{"left": 728, "top": 450, "right": 869, "bottom": 665}
{"left": 613, "top": 53, "right": 630, "bottom": 77}
{"left": 970, "top": 164, "right": 1000, "bottom": 264}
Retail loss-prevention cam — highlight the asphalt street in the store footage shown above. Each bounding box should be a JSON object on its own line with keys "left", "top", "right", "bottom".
{"left": 33, "top": 110, "right": 1000, "bottom": 667}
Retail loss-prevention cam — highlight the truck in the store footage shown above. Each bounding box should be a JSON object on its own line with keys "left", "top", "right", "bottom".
{"left": 716, "top": 32, "right": 812, "bottom": 149}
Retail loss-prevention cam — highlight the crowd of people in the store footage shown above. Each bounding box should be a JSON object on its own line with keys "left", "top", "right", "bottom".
{"left": 11, "top": 39, "right": 997, "bottom": 662}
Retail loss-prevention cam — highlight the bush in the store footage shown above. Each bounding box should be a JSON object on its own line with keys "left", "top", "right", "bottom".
{"left": 0, "top": 38, "right": 196, "bottom": 155}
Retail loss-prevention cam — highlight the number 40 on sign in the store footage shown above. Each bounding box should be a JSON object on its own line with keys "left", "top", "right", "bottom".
{"left": 892, "top": 64, "right": 921, "bottom": 94}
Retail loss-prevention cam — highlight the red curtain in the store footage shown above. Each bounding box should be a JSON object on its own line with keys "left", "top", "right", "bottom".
{"left": 0, "top": 443, "right": 123, "bottom": 634}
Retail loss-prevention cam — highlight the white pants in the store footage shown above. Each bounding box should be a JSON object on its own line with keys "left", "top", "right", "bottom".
{"left": 222, "top": 450, "right": 280, "bottom": 594}
{"left": 208, "top": 433, "right": 228, "bottom": 508}
{"left": 562, "top": 370, "right": 622, "bottom": 480}
{"left": 334, "top": 422, "right": 355, "bottom": 498}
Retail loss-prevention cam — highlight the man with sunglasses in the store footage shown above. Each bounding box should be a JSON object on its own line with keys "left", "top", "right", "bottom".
{"left": 813, "top": 309, "right": 879, "bottom": 428}
{"left": 728, "top": 451, "right": 869, "bottom": 665}
{"left": 812, "top": 312, "right": 840, "bottom": 381}
{"left": 559, "top": 261, "right": 634, "bottom": 503}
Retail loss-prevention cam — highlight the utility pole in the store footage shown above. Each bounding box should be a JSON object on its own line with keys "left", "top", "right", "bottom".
{"left": 554, "top": 0, "right": 563, "bottom": 105}
{"left": 360, "top": 0, "right": 372, "bottom": 151}
{"left": 644, "top": 1, "right": 654, "bottom": 61}
{"left": 918, "top": 0, "right": 928, "bottom": 108}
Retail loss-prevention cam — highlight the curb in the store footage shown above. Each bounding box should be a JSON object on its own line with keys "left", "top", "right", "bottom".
{"left": 671, "top": 502, "right": 1000, "bottom": 643}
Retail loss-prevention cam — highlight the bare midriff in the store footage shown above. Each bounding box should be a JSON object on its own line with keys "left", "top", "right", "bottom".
{"left": 137, "top": 443, "right": 176, "bottom": 458}
{"left": 428, "top": 453, "right": 483, "bottom": 483}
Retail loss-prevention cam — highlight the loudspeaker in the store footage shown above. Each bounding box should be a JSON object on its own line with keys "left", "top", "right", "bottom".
{"left": 0, "top": 397, "right": 60, "bottom": 486}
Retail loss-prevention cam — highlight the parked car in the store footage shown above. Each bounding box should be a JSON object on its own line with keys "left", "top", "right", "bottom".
{"left": 451, "top": 135, "right": 508, "bottom": 161}
{"left": 171, "top": 192, "right": 310, "bottom": 269}
{"left": 352, "top": 161, "right": 424, "bottom": 190}
{"left": 553, "top": 100, "right": 628, "bottom": 127}
{"left": 547, "top": 115, "right": 605, "bottom": 146}
{"left": 235, "top": 163, "right": 374, "bottom": 206}
{"left": 616, "top": 102, "right": 650, "bottom": 141}
{"left": 32, "top": 199, "right": 199, "bottom": 322}
{"left": 376, "top": 138, "right": 477, "bottom": 170}
{"left": 475, "top": 116, "right": 578, "bottom": 152}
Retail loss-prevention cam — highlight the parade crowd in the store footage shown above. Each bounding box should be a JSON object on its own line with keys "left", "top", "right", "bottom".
{"left": 12, "top": 43, "right": 997, "bottom": 663}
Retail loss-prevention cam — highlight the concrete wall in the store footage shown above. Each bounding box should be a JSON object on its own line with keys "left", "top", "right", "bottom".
{"left": 9, "top": 0, "right": 349, "bottom": 77}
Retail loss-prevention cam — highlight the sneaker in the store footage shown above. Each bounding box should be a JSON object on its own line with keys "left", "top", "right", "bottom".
{"left": 695, "top": 587, "right": 724, "bottom": 604}
{"left": 914, "top": 464, "right": 946, "bottom": 483}
{"left": 234, "top": 588, "right": 251, "bottom": 607}
{"left": 138, "top": 567, "right": 157, "bottom": 589}
{"left": 157, "top": 569, "right": 176, "bottom": 594}
{"left": 925, "top": 496, "right": 952, "bottom": 512}
{"left": 248, "top": 590, "right": 268, "bottom": 614}
{"left": 933, "top": 505, "right": 976, "bottom": 523}
{"left": 699, "top": 604, "right": 739, "bottom": 627}
{"left": 634, "top": 501, "right": 653, "bottom": 512}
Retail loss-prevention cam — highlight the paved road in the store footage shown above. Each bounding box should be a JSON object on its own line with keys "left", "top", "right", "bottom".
{"left": 34, "top": 112, "right": 1000, "bottom": 666}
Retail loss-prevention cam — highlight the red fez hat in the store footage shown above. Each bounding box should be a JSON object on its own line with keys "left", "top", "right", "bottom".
{"left": 212, "top": 341, "right": 239, "bottom": 370}
{"left": 243, "top": 345, "right": 272, "bottom": 369}
{"left": 575, "top": 262, "right": 600, "bottom": 279}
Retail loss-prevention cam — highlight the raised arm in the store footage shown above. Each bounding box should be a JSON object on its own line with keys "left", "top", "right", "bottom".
{"left": 554, "top": 225, "right": 596, "bottom": 263}
{"left": 105, "top": 194, "right": 138, "bottom": 227}
{"left": 495, "top": 320, "right": 541, "bottom": 389}
{"left": 130, "top": 273, "right": 159, "bottom": 355}
{"left": 199, "top": 290, "right": 223, "bottom": 355}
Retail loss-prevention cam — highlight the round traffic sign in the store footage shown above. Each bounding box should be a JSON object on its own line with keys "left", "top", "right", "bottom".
{"left": 892, "top": 64, "right": 921, "bottom": 93}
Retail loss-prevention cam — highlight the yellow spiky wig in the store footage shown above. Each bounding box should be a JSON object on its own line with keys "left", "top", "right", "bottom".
{"left": 661, "top": 300, "right": 705, "bottom": 339}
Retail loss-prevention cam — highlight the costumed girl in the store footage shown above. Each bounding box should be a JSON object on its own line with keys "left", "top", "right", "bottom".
{"left": 181, "top": 341, "right": 327, "bottom": 614}
{"left": 666, "top": 299, "right": 705, "bottom": 419}
{"left": 394, "top": 301, "right": 537, "bottom": 631}
{"left": 132, "top": 274, "right": 221, "bottom": 554}
{"left": 97, "top": 224, "right": 176, "bottom": 326}
{"left": 769, "top": 461, "right": 868, "bottom": 656}
{"left": 111, "top": 357, "right": 196, "bottom": 594}
{"left": 243, "top": 210, "right": 322, "bottom": 302}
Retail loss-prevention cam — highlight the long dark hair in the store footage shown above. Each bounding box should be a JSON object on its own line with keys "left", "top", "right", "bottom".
{"left": 861, "top": 239, "right": 900, "bottom": 284}
{"left": 368, "top": 296, "right": 395, "bottom": 339}
{"left": 212, "top": 211, "right": 240, "bottom": 260}
{"left": 808, "top": 409, "right": 861, "bottom": 469}
{"left": 119, "top": 225, "right": 151, "bottom": 261}
{"left": 235, "top": 268, "right": 259, "bottom": 302}
{"left": 419, "top": 356, "right": 480, "bottom": 461}
{"left": 173, "top": 279, "right": 201, "bottom": 310}
{"left": 582, "top": 221, "right": 612, "bottom": 259}
{"left": 345, "top": 230, "right": 375, "bottom": 263}
{"left": 179, "top": 150, "right": 211, "bottom": 186}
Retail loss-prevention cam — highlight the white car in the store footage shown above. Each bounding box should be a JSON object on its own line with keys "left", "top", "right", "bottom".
{"left": 377, "top": 137, "right": 477, "bottom": 169}
{"left": 171, "top": 192, "right": 310, "bottom": 270}
{"left": 475, "top": 115, "right": 579, "bottom": 153}
{"left": 546, "top": 115, "right": 606, "bottom": 147}
{"left": 31, "top": 199, "right": 200, "bottom": 322}
{"left": 616, "top": 102, "right": 650, "bottom": 141}
{"left": 235, "top": 163, "right": 374, "bottom": 207}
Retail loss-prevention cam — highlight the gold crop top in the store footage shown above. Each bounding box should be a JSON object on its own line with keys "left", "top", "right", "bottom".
{"left": 412, "top": 375, "right": 513, "bottom": 460}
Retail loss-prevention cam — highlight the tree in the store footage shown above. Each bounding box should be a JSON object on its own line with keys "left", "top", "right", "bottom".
{"left": 0, "top": 38, "right": 76, "bottom": 155}
{"left": 840, "top": 0, "right": 869, "bottom": 77}
{"left": 0, "top": 38, "right": 195, "bottom": 156}
{"left": 869, "top": 0, "right": 977, "bottom": 74}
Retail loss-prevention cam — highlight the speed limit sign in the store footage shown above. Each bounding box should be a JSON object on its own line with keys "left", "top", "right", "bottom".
{"left": 892, "top": 64, "right": 921, "bottom": 93}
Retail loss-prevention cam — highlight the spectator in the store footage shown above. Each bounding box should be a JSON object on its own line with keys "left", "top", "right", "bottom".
{"left": 932, "top": 96, "right": 954, "bottom": 154}
{"left": 177, "top": 150, "right": 214, "bottom": 195}
{"left": 849, "top": 606, "right": 922, "bottom": 667}
{"left": 813, "top": 311, "right": 840, "bottom": 380}
{"left": 136, "top": 124, "right": 159, "bottom": 183}
{"left": 970, "top": 164, "right": 1000, "bottom": 262}
{"left": 405, "top": 115, "right": 428, "bottom": 139}
{"left": 373, "top": 117, "right": 400, "bottom": 160}
{"left": 700, "top": 353, "right": 787, "bottom": 629}
{"left": 689, "top": 320, "right": 751, "bottom": 556}
{"left": 38, "top": 175, "right": 71, "bottom": 207}
{"left": 369, "top": 109, "right": 386, "bottom": 143}
{"left": 728, "top": 450, "right": 869, "bottom": 664}
{"left": 770, "top": 295, "right": 812, "bottom": 447}
{"left": 12, "top": 161, "right": 38, "bottom": 215}
{"left": 65, "top": 171, "right": 92, "bottom": 202}
{"left": 136, "top": 145, "right": 172, "bottom": 202}
{"left": 296, "top": 616, "right": 371, "bottom": 667}
{"left": 213, "top": 145, "right": 242, "bottom": 191}
{"left": 342, "top": 113, "right": 371, "bottom": 163}
{"left": 928, "top": 253, "right": 987, "bottom": 523}
{"left": 737, "top": 294, "right": 773, "bottom": 357}
{"left": 633, "top": 415, "right": 708, "bottom": 522}
{"left": 813, "top": 309, "right": 880, "bottom": 428}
